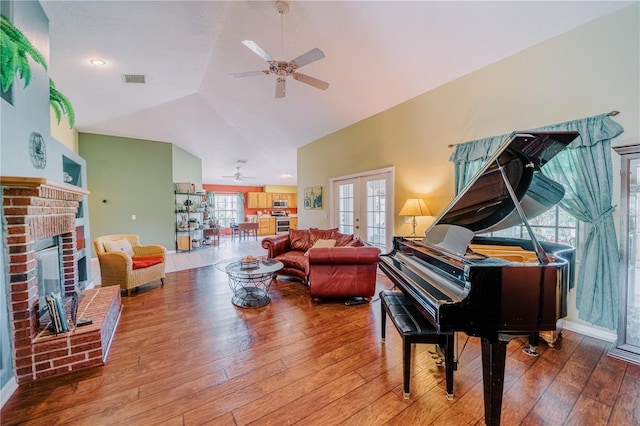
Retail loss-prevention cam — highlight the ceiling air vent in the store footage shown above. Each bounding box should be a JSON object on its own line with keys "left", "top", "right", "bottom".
{"left": 122, "top": 74, "right": 146, "bottom": 84}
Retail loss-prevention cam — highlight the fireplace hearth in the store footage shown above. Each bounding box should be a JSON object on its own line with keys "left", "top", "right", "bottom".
{"left": 2, "top": 177, "right": 121, "bottom": 383}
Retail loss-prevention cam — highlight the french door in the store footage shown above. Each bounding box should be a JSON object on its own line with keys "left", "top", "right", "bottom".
{"left": 610, "top": 146, "right": 640, "bottom": 365}
{"left": 331, "top": 168, "right": 394, "bottom": 252}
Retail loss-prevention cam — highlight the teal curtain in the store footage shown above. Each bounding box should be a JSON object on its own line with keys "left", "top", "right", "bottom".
{"left": 449, "top": 135, "right": 505, "bottom": 193}
{"left": 236, "top": 192, "right": 245, "bottom": 223}
{"left": 450, "top": 114, "right": 624, "bottom": 329}
{"left": 206, "top": 191, "right": 216, "bottom": 226}
{"left": 536, "top": 115, "right": 623, "bottom": 329}
{"left": 206, "top": 191, "right": 215, "bottom": 207}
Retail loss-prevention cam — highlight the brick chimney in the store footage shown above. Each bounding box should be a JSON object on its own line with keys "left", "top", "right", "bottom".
{"left": 2, "top": 177, "right": 120, "bottom": 383}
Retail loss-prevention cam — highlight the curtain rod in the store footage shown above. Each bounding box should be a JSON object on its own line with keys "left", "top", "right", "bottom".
{"left": 446, "top": 111, "right": 620, "bottom": 148}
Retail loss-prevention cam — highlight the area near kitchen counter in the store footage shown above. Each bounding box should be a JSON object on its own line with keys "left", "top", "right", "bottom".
{"left": 246, "top": 212, "right": 298, "bottom": 236}
{"left": 202, "top": 184, "right": 298, "bottom": 236}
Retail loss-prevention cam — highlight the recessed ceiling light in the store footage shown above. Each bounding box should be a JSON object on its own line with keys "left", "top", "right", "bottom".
{"left": 89, "top": 58, "right": 106, "bottom": 66}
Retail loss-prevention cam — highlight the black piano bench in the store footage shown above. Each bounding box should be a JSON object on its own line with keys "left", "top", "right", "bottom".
{"left": 380, "top": 290, "right": 455, "bottom": 400}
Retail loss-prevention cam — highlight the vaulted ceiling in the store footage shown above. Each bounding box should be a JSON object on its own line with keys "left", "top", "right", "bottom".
{"left": 40, "top": 1, "right": 633, "bottom": 185}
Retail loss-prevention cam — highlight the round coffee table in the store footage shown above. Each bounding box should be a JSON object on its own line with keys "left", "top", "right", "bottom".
{"left": 216, "top": 258, "right": 283, "bottom": 308}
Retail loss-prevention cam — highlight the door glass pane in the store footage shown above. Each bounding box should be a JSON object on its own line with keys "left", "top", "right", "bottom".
{"left": 338, "top": 183, "right": 354, "bottom": 235}
{"left": 366, "top": 179, "right": 386, "bottom": 249}
{"left": 333, "top": 169, "right": 393, "bottom": 252}
{"left": 627, "top": 159, "right": 640, "bottom": 346}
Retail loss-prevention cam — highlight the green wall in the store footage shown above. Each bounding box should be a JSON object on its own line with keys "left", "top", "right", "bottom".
{"left": 172, "top": 145, "right": 203, "bottom": 191}
{"left": 79, "top": 133, "right": 176, "bottom": 253}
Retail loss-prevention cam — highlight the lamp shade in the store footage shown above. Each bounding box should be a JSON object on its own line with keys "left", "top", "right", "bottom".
{"left": 399, "top": 198, "right": 431, "bottom": 217}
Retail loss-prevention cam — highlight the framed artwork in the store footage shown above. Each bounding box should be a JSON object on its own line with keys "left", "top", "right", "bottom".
{"left": 304, "top": 186, "right": 322, "bottom": 210}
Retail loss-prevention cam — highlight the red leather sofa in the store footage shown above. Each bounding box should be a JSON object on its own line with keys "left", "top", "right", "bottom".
{"left": 261, "top": 228, "right": 381, "bottom": 300}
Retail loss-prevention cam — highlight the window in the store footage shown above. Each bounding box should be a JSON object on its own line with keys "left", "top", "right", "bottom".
{"left": 483, "top": 205, "right": 578, "bottom": 247}
{"left": 212, "top": 194, "right": 238, "bottom": 227}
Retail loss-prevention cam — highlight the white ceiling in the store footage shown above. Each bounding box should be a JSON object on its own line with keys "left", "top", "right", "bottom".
{"left": 40, "top": 1, "right": 633, "bottom": 185}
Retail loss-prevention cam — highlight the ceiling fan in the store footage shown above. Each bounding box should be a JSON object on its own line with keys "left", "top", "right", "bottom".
{"left": 231, "top": 1, "right": 329, "bottom": 98}
{"left": 222, "top": 166, "right": 256, "bottom": 183}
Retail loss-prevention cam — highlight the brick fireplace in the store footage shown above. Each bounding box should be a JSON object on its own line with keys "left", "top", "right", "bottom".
{"left": 2, "top": 177, "right": 122, "bottom": 383}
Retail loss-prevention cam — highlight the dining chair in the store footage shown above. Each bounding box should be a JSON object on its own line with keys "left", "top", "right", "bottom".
{"left": 230, "top": 223, "right": 240, "bottom": 241}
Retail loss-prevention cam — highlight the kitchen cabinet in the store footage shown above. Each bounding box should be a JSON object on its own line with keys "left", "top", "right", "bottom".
{"left": 258, "top": 192, "right": 268, "bottom": 208}
{"left": 247, "top": 192, "right": 259, "bottom": 209}
{"left": 258, "top": 217, "right": 276, "bottom": 236}
{"left": 247, "top": 192, "right": 268, "bottom": 209}
{"left": 289, "top": 217, "right": 298, "bottom": 229}
{"left": 288, "top": 193, "right": 297, "bottom": 208}
{"left": 247, "top": 191, "right": 298, "bottom": 209}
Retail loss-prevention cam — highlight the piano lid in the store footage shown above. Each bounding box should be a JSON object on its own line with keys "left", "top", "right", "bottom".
{"left": 429, "top": 131, "right": 580, "bottom": 236}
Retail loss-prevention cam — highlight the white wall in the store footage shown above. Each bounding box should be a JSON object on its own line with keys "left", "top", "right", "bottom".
{"left": 298, "top": 4, "right": 639, "bottom": 338}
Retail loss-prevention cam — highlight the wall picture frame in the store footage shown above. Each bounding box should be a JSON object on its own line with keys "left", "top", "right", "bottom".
{"left": 304, "top": 186, "right": 322, "bottom": 210}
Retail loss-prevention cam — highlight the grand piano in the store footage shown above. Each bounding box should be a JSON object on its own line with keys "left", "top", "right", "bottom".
{"left": 379, "top": 131, "right": 580, "bottom": 426}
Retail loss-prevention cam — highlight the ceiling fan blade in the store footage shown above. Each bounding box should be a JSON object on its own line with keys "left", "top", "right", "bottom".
{"left": 242, "top": 40, "right": 275, "bottom": 63}
{"left": 275, "top": 77, "right": 286, "bottom": 98}
{"left": 290, "top": 48, "right": 325, "bottom": 69}
{"left": 231, "top": 70, "right": 270, "bottom": 78}
{"left": 292, "top": 72, "right": 329, "bottom": 90}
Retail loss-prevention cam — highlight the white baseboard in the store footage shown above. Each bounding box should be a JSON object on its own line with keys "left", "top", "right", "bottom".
{"left": 561, "top": 319, "right": 617, "bottom": 342}
{"left": 1, "top": 377, "right": 18, "bottom": 409}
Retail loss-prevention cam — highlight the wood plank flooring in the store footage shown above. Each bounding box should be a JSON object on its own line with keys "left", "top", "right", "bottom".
{"left": 3, "top": 239, "right": 640, "bottom": 425}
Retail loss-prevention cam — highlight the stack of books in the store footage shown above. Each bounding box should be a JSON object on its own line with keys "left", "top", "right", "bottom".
{"left": 46, "top": 292, "right": 69, "bottom": 334}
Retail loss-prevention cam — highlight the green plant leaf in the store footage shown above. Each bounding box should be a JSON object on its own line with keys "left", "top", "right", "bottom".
{"left": 2, "top": 15, "right": 75, "bottom": 129}
{"left": 50, "top": 79, "right": 75, "bottom": 128}
{"left": 1, "top": 14, "right": 47, "bottom": 92}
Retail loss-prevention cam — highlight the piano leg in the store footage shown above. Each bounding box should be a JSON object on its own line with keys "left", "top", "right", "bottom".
{"left": 480, "top": 337, "right": 508, "bottom": 426}
{"left": 443, "top": 333, "right": 455, "bottom": 400}
{"left": 522, "top": 332, "right": 540, "bottom": 357}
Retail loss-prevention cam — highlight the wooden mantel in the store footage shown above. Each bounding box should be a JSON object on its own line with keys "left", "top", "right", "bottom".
{"left": 1, "top": 176, "right": 90, "bottom": 196}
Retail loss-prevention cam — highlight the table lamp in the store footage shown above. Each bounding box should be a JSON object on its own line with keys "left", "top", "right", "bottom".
{"left": 399, "top": 198, "right": 431, "bottom": 237}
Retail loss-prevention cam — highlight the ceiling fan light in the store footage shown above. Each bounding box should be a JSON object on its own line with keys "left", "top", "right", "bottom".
{"left": 231, "top": 0, "right": 328, "bottom": 99}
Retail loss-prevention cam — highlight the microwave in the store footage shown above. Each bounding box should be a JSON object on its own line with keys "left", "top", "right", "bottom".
{"left": 273, "top": 199, "right": 288, "bottom": 208}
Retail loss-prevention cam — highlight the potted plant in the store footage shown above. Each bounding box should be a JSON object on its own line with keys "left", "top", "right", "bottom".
{"left": 1, "top": 14, "right": 75, "bottom": 127}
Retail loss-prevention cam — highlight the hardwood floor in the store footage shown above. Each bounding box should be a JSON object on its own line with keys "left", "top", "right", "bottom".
{"left": 3, "top": 238, "right": 640, "bottom": 425}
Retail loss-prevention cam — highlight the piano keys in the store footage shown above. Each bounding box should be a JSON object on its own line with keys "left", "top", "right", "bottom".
{"left": 379, "top": 131, "right": 579, "bottom": 426}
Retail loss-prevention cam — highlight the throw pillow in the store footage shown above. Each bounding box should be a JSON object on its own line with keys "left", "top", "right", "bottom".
{"left": 309, "top": 228, "right": 339, "bottom": 245}
{"left": 304, "top": 239, "right": 337, "bottom": 256}
{"left": 333, "top": 232, "right": 354, "bottom": 247}
{"left": 104, "top": 239, "right": 135, "bottom": 257}
{"left": 132, "top": 256, "right": 164, "bottom": 270}
{"left": 346, "top": 237, "right": 365, "bottom": 247}
{"left": 289, "top": 228, "right": 311, "bottom": 251}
